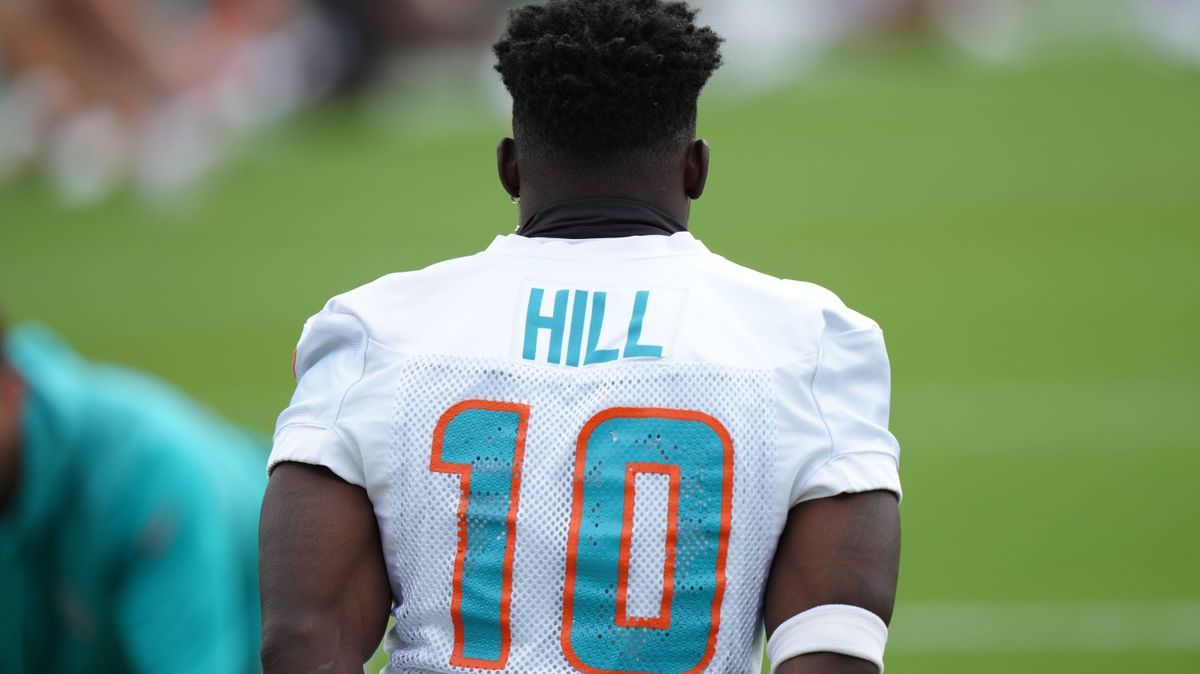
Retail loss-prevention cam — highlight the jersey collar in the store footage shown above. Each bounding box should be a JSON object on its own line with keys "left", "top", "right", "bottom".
{"left": 486, "top": 230, "right": 709, "bottom": 260}
{"left": 517, "top": 199, "right": 686, "bottom": 239}
{"left": 491, "top": 199, "right": 708, "bottom": 259}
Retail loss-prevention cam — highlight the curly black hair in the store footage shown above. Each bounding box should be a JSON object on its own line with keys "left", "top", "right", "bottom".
{"left": 494, "top": 0, "right": 723, "bottom": 157}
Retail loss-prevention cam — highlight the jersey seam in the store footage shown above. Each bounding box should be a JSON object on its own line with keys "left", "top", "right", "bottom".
{"left": 332, "top": 337, "right": 368, "bottom": 456}
{"left": 844, "top": 325, "right": 885, "bottom": 337}
{"left": 324, "top": 305, "right": 376, "bottom": 342}
{"left": 273, "top": 422, "right": 355, "bottom": 457}
{"left": 821, "top": 452, "right": 901, "bottom": 485}
{"left": 365, "top": 336, "right": 408, "bottom": 355}
{"left": 274, "top": 420, "right": 339, "bottom": 439}
{"left": 823, "top": 450, "right": 900, "bottom": 462}
{"left": 794, "top": 338, "right": 838, "bottom": 500}
{"left": 320, "top": 307, "right": 413, "bottom": 358}
{"left": 316, "top": 308, "right": 372, "bottom": 459}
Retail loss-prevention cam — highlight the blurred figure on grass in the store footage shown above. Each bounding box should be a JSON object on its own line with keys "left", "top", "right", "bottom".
{"left": 0, "top": 0, "right": 329, "bottom": 203}
{"left": 0, "top": 0, "right": 512, "bottom": 204}
{"left": 0, "top": 316, "right": 266, "bottom": 674}
{"left": 696, "top": 0, "right": 1200, "bottom": 91}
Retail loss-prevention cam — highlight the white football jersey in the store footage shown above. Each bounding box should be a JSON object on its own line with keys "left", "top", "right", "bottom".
{"left": 270, "top": 232, "right": 901, "bottom": 674}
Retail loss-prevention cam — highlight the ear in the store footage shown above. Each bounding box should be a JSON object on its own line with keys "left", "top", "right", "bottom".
{"left": 497, "top": 137, "right": 521, "bottom": 200}
{"left": 684, "top": 139, "right": 710, "bottom": 201}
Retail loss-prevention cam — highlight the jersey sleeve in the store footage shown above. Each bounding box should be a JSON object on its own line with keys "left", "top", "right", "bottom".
{"left": 269, "top": 303, "right": 370, "bottom": 488}
{"left": 789, "top": 305, "right": 902, "bottom": 507}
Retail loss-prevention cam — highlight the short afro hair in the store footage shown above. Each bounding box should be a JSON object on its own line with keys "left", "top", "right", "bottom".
{"left": 494, "top": 0, "right": 723, "bottom": 157}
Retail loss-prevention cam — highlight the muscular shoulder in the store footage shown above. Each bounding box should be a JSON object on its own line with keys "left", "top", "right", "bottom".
{"left": 707, "top": 254, "right": 877, "bottom": 326}
{"left": 296, "top": 248, "right": 533, "bottom": 364}
{"left": 308, "top": 251, "right": 496, "bottom": 341}
{"left": 673, "top": 253, "right": 883, "bottom": 367}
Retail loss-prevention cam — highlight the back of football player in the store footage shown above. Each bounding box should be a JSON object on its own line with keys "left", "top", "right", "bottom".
{"left": 260, "top": 2, "right": 901, "bottom": 673}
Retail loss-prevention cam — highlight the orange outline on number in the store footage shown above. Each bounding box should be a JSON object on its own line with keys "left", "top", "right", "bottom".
{"left": 561, "top": 408, "right": 735, "bottom": 674}
{"left": 430, "top": 400, "right": 531, "bottom": 670}
{"left": 615, "top": 462, "right": 680, "bottom": 630}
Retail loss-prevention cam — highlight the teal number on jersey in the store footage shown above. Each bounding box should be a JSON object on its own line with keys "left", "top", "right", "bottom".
{"left": 563, "top": 409, "right": 734, "bottom": 674}
{"left": 430, "top": 403, "right": 732, "bottom": 673}
{"left": 429, "top": 401, "right": 530, "bottom": 669}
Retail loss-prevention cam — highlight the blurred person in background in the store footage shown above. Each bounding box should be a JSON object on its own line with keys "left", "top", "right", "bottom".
{"left": 6, "top": 0, "right": 1193, "bottom": 204}
{"left": 691, "top": 0, "right": 1035, "bottom": 89}
{"left": 313, "top": 0, "right": 511, "bottom": 96}
{"left": 0, "top": 0, "right": 518, "bottom": 201}
{"left": 692, "top": 0, "right": 1200, "bottom": 86}
{"left": 1132, "top": 0, "right": 1200, "bottom": 62}
{"left": 0, "top": 0, "right": 332, "bottom": 202}
{"left": 0, "top": 315, "right": 266, "bottom": 673}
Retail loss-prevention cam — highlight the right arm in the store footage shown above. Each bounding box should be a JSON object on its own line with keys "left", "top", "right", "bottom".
{"left": 259, "top": 462, "right": 391, "bottom": 674}
{"left": 261, "top": 303, "right": 389, "bottom": 671}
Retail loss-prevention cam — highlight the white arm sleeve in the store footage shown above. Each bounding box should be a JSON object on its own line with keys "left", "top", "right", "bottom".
{"left": 269, "top": 304, "right": 370, "bottom": 488}
{"left": 790, "top": 306, "right": 902, "bottom": 507}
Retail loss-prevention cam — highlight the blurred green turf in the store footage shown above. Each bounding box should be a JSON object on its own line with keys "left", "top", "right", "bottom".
{"left": 2, "top": 44, "right": 1198, "bottom": 673}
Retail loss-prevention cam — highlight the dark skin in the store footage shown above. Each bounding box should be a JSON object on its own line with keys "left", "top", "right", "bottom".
{"left": 0, "top": 364, "right": 24, "bottom": 516}
{"left": 766, "top": 492, "right": 901, "bottom": 673}
{"left": 496, "top": 134, "right": 711, "bottom": 225}
{"left": 259, "top": 134, "right": 901, "bottom": 673}
{"left": 259, "top": 463, "right": 391, "bottom": 674}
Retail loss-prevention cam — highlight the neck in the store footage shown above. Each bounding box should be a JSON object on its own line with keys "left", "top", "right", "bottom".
{"left": 515, "top": 155, "right": 693, "bottom": 227}
{"left": 517, "top": 198, "right": 687, "bottom": 239}
{"left": 520, "top": 192, "right": 690, "bottom": 229}
{"left": 510, "top": 137, "right": 699, "bottom": 226}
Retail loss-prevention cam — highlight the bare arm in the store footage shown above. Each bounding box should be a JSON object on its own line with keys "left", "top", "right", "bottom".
{"left": 259, "top": 462, "right": 392, "bottom": 674}
{"left": 764, "top": 491, "right": 901, "bottom": 674}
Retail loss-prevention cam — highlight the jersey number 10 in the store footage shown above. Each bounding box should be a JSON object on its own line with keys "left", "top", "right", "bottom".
{"left": 430, "top": 401, "right": 735, "bottom": 674}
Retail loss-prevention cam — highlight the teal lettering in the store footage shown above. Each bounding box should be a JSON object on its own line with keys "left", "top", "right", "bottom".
{"left": 622, "top": 291, "right": 663, "bottom": 359}
{"left": 523, "top": 288, "right": 569, "bottom": 364}
{"left": 566, "top": 290, "right": 589, "bottom": 367}
{"left": 584, "top": 292, "right": 620, "bottom": 365}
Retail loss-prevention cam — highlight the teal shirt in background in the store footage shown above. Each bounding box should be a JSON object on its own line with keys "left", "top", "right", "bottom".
{"left": 0, "top": 326, "right": 267, "bottom": 674}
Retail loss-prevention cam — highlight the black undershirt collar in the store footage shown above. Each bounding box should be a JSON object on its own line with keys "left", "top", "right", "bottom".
{"left": 518, "top": 199, "right": 686, "bottom": 240}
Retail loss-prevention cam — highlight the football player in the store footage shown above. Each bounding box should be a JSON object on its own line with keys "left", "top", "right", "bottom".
{"left": 260, "top": 1, "right": 902, "bottom": 673}
{"left": 0, "top": 318, "right": 266, "bottom": 673}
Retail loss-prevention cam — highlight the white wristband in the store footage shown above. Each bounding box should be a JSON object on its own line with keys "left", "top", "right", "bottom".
{"left": 767, "top": 604, "right": 888, "bottom": 673}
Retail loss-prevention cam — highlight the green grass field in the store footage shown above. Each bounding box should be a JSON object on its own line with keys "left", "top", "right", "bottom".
{"left": 2, "top": 43, "right": 1198, "bottom": 673}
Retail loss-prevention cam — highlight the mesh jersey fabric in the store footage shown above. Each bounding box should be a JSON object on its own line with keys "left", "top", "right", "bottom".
{"left": 270, "top": 232, "right": 901, "bottom": 674}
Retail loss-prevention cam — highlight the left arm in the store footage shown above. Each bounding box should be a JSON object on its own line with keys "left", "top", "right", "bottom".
{"left": 767, "top": 304, "right": 903, "bottom": 672}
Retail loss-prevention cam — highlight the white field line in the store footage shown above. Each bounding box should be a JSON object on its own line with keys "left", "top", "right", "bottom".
{"left": 888, "top": 601, "right": 1200, "bottom": 653}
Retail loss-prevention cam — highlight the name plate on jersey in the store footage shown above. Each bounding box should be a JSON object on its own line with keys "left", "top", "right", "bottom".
{"left": 515, "top": 283, "right": 686, "bottom": 367}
